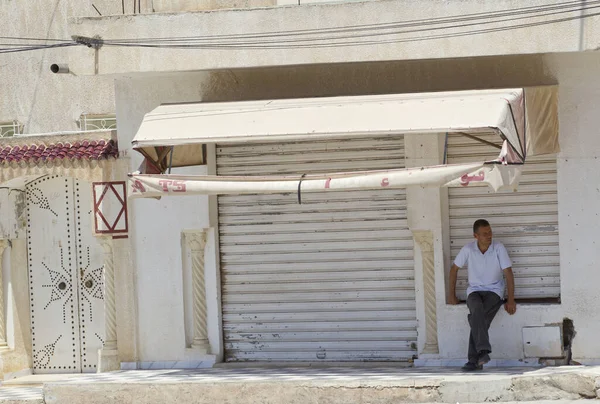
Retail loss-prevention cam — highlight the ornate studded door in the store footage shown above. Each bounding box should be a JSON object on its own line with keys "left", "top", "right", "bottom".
{"left": 26, "top": 175, "right": 105, "bottom": 374}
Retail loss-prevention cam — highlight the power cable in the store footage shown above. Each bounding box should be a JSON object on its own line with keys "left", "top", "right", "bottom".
{"left": 103, "top": 0, "right": 597, "bottom": 43}
{"left": 0, "top": 36, "right": 72, "bottom": 42}
{"left": 101, "top": 6, "right": 600, "bottom": 49}
{"left": 0, "top": 43, "right": 76, "bottom": 54}
{"left": 1, "top": 1, "right": 598, "bottom": 53}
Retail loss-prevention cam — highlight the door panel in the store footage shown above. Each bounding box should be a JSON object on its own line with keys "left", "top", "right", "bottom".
{"left": 74, "top": 179, "right": 105, "bottom": 372}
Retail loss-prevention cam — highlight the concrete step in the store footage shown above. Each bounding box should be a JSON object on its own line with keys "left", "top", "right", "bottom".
{"left": 1, "top": 366, "right": 600, "bottom": 403}
{"left": 2, "top": 374, "right": 89, "bottom": 387}
{"left": 0, "top": 387, "right": 42, "bottom": 404}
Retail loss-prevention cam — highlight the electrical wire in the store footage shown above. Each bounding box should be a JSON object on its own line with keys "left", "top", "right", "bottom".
{"left": 1, "top": 0, "right": 599, "bottom": 53}
{"left": 0, "top": 43, "right": 76, "bottom": 54}
{"left": 0, "top": 36, "right": 72, "bottom": 42}
{"left": 103, "top": 0, "right": 599, "bottom": 43}
{"left": 102, "top": 5, "right": 600, "bottom": 49}
{"left": 100, "top": 1, "right": 600, "bottom": 49}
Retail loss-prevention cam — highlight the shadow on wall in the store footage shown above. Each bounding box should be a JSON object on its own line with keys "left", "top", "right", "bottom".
{"left": 200, "top": 53, "right": 557, "bottom": 102}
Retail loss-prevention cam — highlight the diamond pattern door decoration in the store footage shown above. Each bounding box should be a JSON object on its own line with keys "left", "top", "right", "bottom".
{"left": 26, "top": 176, "right": 105, "bottom": 374}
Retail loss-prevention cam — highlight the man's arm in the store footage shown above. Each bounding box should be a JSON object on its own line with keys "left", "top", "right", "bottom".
{"left": 448, "top": 264, "right": 460, "bottom": 305}
{"left": 503, "top": 267, "right": 517, "bottom": 315}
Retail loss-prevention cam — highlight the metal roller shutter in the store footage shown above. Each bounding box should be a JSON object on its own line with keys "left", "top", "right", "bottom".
{"left": 217, "top": 136, "right": 417, "bottom": 362}
{"left": 447, "top": 133, "right": 560, "bottom": 301}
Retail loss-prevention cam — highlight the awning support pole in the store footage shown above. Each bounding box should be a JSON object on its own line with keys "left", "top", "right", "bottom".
{"left": 443, "top": 132, "right": 449, "bottom": 165}
{"left": 457, "top": 132, "right": 503, "bottom": 150}
{"left": 168, "top": 146, "right": 174, "bottom": 174}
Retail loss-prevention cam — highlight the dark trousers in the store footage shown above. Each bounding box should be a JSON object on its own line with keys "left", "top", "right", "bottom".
{"left": 467, "top": 291, "right": 504, "bottom": 363}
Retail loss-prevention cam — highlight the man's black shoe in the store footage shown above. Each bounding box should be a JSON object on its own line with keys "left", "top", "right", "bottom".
{"left": 461, "top": 362, "right": 483, "bottom": 371}
{"left": 477, "top": 352, "right": 491, "bottom": 366}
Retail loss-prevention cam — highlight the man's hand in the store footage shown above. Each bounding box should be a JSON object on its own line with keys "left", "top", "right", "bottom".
{"left": 504, "top": 299, "right": 517, "bottom": 315}
{"left": 448, "top": 295, "right": 460, "bottom": 305}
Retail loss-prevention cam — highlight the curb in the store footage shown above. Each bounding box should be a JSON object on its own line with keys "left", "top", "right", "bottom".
{"left": 38, "top": 371, "right": 600, "bottom": 403}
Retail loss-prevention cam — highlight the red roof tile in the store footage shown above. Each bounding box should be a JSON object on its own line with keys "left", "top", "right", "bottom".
{"left": 0, "top": 139, "right": 118, "bottom": 164}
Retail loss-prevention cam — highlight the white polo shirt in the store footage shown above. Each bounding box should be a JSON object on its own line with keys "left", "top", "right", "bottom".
{"left": 454, "top": 240, "right": 512, "bottom": 298}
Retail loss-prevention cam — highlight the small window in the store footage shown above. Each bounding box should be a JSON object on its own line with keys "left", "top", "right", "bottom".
{"left": 0, "top": 121, "right": 24, "bottom": 138}
{"left": 78, "top": 113, "right": 117, "bottom": 131}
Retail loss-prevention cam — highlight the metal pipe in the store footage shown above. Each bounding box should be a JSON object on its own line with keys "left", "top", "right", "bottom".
{"left": 443, "top": 132, "right": 449, "bottom": 165}
{"left": 168, "top": 146, "right": 174, "bottom": 174}
{"left": 50, "top": 64, "right": 69, "bottom": 74}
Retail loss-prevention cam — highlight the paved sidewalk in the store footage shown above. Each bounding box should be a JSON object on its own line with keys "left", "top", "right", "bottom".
{"left": 1, "top": 365, "right": 599, "bottom": 403}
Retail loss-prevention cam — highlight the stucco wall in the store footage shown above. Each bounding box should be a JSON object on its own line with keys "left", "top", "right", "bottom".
{"left": 115, "top": 73, "right": 223, "bottom": 362}
{"left": 548, "top": 53, "right": 600, "bottom": 361}
{"left": 152, "top": 0, "right": 276, "bottom": 12}
{"left": 117, "top": 50, "right": 600, "bottom": 362}
{"left": 68, "top": 0, "right": 599, "bottom": 75}
{"left": 151, "top": 0, "right": 364, "bottom": 12}
{"left": 1, "top": 240, "right": 33, "bottom": 378}
{"left": 0, "top": 0, "right": 115, "bottom": 134}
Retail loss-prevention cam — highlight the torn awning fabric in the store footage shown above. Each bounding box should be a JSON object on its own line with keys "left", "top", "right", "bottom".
{"left": 128, "top": 86, "right": 558, "bottom": 198}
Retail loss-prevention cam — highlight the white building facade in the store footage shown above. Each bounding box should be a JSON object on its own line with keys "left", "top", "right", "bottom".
{"left": 0, "top": 0, "right": 599, "bottom": 376}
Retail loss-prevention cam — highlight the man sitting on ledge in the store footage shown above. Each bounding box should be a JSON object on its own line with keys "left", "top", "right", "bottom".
{"left": 449, "top": 219, "right": 517, "bottom": 371}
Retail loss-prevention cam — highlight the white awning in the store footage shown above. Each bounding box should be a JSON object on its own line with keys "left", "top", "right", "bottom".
{"left": 132, "top": 86, "right": 558, "bottom": 170}
{"left": 128, "top": 163, "right": 522, "bottom": 199}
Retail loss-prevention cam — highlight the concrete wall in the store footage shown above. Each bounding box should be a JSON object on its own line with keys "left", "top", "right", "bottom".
{"left": 152, "top": 0, "right": 276, "bottom": 12}
{"left": 117, "top": 50, "right": 600, "bottom": 362}
{"left": 0, "top": 240, "right": 33, "bottom": 378}
{"left": 0, "top": 0, "right": 115, "bottom": 134}
{"left": 151, "top": 0, "right": 365, "bottom": 12}
{"left": 549, "top": 53, "right": 600, "bottom": 361}
{"left": 115, "top": 73, "right": 222, "bottom": 363}
{"left": 68, "top": 0, "right": 598, "bottom": 75}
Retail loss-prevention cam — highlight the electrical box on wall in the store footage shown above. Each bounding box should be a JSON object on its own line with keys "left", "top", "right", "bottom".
{"left": 522, "top": 325, "right": 563, "bottom": 358}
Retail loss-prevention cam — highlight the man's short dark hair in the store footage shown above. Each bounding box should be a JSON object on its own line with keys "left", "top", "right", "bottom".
{"left": 473, "top": 219, "right": 490, "bottom": 234}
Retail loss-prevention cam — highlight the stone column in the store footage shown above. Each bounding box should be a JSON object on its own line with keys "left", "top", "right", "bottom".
{"left": 185, "top": 230, "right": 210, "bottom": 354}
{"left": 0, "top": 240, "right": 9, "bottom": 350}
{"left": 413, "top": 231, "right": 439, "bottom": 354}
{"left": 98, "top": 237, "right": 119, "bottom": 371}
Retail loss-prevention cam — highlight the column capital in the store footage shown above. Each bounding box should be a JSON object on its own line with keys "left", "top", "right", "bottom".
{"left": 412, "top": 230, "right": 434, "bottom": 252}
{"left": 184, "top": 230, "right": 208, "bottom": 252}
{"left": 98, "top": 236, "right": 114, "bottom": 255}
